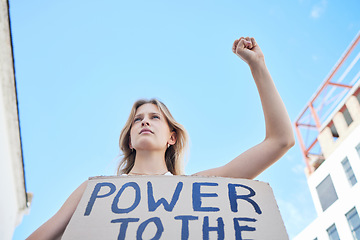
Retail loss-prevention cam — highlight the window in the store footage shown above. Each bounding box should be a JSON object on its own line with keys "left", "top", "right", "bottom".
{"left": 327, "top": 224, "right": 340, "bottom": 240}
{"left": 342, "top": 106, "right": 353, "bottom": 126}
{"left": 356, "top": 143, "right": 360, "bottom": 158}
{"left": 342, "top": 157, "right": 357, "bottom": 186}
{"left": 316, "top": 175, "right": 338, "bottom": 211}
{"left": 346, "top": 207, "right": 360, "bottom": 240}
{"left": 329, "top": 121, "right": 339, "bottom": 140}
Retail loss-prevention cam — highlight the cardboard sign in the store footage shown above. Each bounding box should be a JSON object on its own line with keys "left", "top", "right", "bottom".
{"left": 62, "top": 176, "right": 288, "bottom": 240}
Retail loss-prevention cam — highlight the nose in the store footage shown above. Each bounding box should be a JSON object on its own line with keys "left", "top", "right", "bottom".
{"left": 141, "top": 119, "right": 150, "bottom": 126}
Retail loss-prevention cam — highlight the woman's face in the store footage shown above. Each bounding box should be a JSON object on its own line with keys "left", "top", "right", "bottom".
{"left": 129, "top": 103, "right": 176, "bottom": 151}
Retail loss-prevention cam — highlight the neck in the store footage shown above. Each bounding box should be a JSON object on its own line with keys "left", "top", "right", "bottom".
{"left": 130, "top": 149, "right": 168, "bottom": 175}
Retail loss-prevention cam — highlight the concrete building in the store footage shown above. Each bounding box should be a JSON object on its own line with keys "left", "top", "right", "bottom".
{"left": 0, "top": 0, "right": 31, "bottom": 239}
{"left": 294, "top": 32, "right": 360, "bottom": 240}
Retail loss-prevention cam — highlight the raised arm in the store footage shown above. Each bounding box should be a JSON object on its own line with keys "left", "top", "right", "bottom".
{"left": 195, "top": 37, "right": 295, "bottom": 179}
{"left": 26, "top": 181, "right": 88, "bottom": 240}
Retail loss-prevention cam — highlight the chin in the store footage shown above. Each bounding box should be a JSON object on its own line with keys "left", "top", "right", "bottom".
{"left": 134, "top": 141, "right": 161, "bottom": 151}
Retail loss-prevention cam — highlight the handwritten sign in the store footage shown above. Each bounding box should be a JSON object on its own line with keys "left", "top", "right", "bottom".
{"left": 62, "top": 176, "right": 288, "bottom": 240}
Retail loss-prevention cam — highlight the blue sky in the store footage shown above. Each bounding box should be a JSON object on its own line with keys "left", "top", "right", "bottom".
{"left": 9, "top": 0, "right": 360, "bottom": 239}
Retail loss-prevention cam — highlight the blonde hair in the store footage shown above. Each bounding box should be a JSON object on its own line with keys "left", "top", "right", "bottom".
{"left": 117, "top": 99, "right": 189, "bottom": 175}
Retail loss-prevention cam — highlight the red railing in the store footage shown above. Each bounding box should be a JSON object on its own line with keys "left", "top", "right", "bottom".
{"left": 295, "top": 31, "right": 360, "bottom": 175}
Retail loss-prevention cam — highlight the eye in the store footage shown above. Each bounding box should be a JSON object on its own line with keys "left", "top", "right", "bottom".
{"left": 134, "top": 117, "right": 141, "bottom": 123}
{"left": 152, "top": 115, "right": 160, "bottom": 119}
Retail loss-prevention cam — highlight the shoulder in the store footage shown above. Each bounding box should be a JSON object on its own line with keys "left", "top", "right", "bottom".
{"left": 55, "top": 180, "right": 88, "bottom": 223}
{"left": 69, "top": 180, "right": 88, "bottom": 203}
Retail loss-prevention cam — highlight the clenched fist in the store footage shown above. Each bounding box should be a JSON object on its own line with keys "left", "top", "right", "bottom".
{"left": 232, "top": 37, "right": 264, "bottom": 66}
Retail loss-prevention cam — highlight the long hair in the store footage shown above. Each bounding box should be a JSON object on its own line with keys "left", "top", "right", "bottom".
{"left": 117, "top": 99, "right": 189, "bottom": 175}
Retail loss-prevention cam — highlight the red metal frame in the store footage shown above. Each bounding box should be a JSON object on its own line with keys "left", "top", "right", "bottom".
{"left": 295, "top": 32, "right": 360, "bottom": 175}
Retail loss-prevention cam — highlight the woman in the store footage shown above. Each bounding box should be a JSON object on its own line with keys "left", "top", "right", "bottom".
{"left": 27, "top": 36, "right": 295, "bottom": 239}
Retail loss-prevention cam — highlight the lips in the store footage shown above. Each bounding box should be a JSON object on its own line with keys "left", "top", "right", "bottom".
{"left": 139, "top": 128, "right": 153, "bottom": 134}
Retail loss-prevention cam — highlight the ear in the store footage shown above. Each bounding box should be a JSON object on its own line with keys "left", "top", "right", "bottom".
{"left": 168, "top": 130, "right": 177, "bottom": 146}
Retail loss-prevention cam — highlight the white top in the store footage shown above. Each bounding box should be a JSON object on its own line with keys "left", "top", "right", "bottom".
{"left": 121, "top": 172, "right": 173, "bottom": 176}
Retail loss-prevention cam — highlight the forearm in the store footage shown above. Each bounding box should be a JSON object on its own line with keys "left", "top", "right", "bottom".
{"left": 249, "top": 60, "right": 295, "bottom": 146}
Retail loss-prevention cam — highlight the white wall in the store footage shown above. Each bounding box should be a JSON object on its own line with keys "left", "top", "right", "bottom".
{"left": 294, "top": 124, "right": 360, "bottom": 240}
{"left": 0, "top": 0, "right": 29, "bottom": 239}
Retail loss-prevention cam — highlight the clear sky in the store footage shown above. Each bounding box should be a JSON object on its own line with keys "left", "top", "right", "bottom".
{"left": 9, "top": 0, "right": 360, "bottom": 239}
